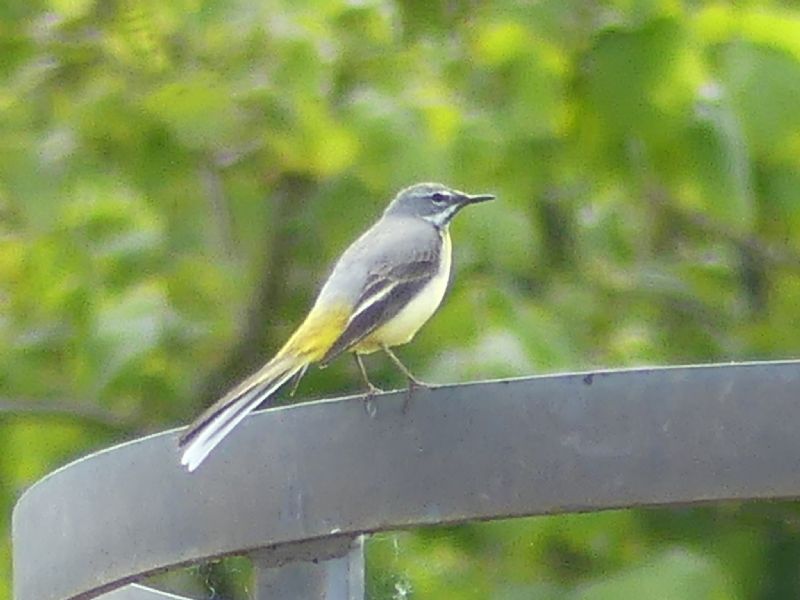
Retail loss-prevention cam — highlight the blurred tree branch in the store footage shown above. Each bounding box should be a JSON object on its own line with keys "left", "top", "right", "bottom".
{"left": 646, "top": 184, "right": 800, "bottom": 268}
{"left": 200, "top": 159, "right": 237, "bottom": 260}
{"left": 195, "top": 175, "right": 314, "bottom": 408}
{"left": 0, "top": 398, "right": 144, "bottom": 434}
{"left": 645, "top": 184, "right": 785, "bottom": 314}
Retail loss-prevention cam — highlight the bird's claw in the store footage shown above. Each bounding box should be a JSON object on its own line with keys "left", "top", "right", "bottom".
{"left": 402, "top": 377, "right": 430, "bottom": 414}
{"left": 363, "top": 384, "right": 383, "bottom": 418}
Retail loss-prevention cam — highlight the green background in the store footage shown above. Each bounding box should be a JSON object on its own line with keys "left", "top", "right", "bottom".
{"left": 3, "top": 0, "right": 800, "bottom": 598}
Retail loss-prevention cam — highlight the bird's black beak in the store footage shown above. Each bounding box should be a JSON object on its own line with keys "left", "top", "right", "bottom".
{"left": 461, "top": 192, "right": 496, "bottom": 205}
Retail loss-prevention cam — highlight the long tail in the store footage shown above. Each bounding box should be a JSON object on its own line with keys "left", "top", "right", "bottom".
{"left": 179, "top": 354, "right": 308, "bottom": 471}
{"left": 179, "top": 303, "right": 349, "bottom": 472}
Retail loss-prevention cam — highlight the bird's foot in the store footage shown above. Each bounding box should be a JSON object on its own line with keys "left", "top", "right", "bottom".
{"left": 402, "top": 377, "right": 431, "bottom": 414}
{"left": 363, "top": 383, "right": 383, "bottom": 418}
{"left": 408, "top": 375, "right": 429, "bottom": 389}
{"left": 366, "top": 382, "right": 384, "bottom": 396}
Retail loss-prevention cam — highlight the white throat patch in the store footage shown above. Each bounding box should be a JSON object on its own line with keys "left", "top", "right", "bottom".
{"left": 423, "top": 204, "right": 460, "bottom": 228}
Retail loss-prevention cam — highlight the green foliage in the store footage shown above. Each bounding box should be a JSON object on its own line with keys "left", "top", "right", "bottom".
{"left": 2, "top": 0, "right": 800, "bottom": 598}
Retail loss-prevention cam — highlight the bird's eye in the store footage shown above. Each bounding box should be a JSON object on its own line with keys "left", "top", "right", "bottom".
{"left": 431, "top": 192, "right": 449, "bottom": 205}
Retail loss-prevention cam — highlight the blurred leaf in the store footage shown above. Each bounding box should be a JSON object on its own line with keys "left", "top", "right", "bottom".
{"left": 143, "top": 75, "right": 241, "bottom": 149}
{"left": 582, "top": 18, "right": 699, "bottom": 148}
{"left": 572, "top": 548, "right": 730, "bottom": 600}
{"left": 724, "top": 42, "right": 800, "bottom": 160}
{"left": 94, "top": 283, "right": 170, "bottom": 393}
{"left": 48, "top": 0, "right": 94, "bottom": 21}
{"left": 694, "top": 4, "right": 800, "bottom": 63}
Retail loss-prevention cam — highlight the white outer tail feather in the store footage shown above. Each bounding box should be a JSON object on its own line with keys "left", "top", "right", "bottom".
{"left": 180, "top": 359, "right": 305, "bottom": 472}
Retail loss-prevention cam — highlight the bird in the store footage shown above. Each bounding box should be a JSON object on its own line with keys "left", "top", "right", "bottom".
{"left": 179, "top": 182, "right": 495, "bottom": 471}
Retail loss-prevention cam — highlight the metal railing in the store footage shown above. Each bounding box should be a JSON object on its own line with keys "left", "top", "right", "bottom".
{"left": 13, "top": 361, "right": 800, "bottom": 600}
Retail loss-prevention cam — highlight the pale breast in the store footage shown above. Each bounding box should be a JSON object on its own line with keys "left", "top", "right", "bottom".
{"left": 364, "top": 229, "right": 452, "bottom": 349}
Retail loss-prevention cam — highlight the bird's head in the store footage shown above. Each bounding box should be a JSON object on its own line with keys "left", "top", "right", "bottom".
{"left": 384, "top": 182, "right": 495, "bottom": 228}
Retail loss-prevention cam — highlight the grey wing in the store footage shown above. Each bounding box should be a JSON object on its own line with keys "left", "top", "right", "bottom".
{"left": 319, "top": 219, "right": 441, "bottom": 365}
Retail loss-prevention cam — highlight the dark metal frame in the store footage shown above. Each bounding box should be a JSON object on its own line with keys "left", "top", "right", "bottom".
{"left": 13, "top": 361, "right": 800, "bottom": 599}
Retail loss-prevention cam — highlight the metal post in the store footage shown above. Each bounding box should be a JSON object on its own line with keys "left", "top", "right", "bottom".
{"left": 251, "top": 536, "right": 364, "bottom": 600}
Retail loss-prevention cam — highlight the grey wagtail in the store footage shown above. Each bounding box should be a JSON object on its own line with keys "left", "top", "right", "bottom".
{"left": 179, "top": 182, "right": 495, "bottom": 471}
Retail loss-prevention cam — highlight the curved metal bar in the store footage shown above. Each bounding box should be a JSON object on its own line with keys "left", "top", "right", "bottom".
{"left": 98, "top": 584, "right": 192, "bottom": 599}
{"left": 13, "top": 361, "right": 800, "bottom": 600}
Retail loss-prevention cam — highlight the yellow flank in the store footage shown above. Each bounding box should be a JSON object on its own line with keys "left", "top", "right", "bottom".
{"left": 354, "top": 228, "right": 452, "bottom": 354}
{"left": 278, "top": 302, "right": 351, "bottom": 361}
{"left": 277, "top": 229, "right": 452, "bottom": 361}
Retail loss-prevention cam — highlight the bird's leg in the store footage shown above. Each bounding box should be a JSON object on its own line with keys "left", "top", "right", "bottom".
{"left": 354, "top": 353, "right": 381, "bottom": 417}
{"left": 287, "top": 364, "right": 309, "bottom": 397}
{"left": 354, "top": 353, "right": 383, "bottom": 395}
{"left": 381, "top": 345, "right": 427, "bottom": 388}
{"left": 381, "top": 345, "right": 429, "bottom": 413}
